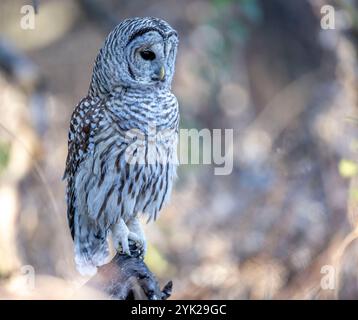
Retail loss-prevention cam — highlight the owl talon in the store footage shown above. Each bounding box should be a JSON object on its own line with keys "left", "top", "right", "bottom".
{"left": 122, "top": 242, "right": 131, "bottom": 256}
{"left": 128, "top": 232, "right": 145, "bottom": 258}
{"left": 117, "top": 237, "right": 131, "bottom": 256}
{"left": 128, "top": 232, "right": 143, "bottom": 246}
{"left": 127, "top": 218, "right": 147, "bottom": 257}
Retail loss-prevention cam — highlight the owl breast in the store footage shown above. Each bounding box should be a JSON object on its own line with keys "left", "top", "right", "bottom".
{"left": 74, "top": 92, "right": 178, "bottom": 229}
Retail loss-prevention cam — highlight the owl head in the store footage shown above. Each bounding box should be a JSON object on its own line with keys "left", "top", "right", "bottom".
{"left": 89, "top": 17, "right": 179, "bottom": 97}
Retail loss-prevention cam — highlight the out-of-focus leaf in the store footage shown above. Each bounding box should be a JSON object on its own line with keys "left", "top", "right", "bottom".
{"left": 212, "top": 0, "right": 234, "bottom": 9}
{"left": 228, "top": 19, "right": 249, "bottom": 42}
{"left": 339, "top": 159, "right": 358, "bottom": 178}
{"left": 350, "top": 188, "right": 358, "bottom": 201}
{"left": 144, "top": 243, "right": 169, "bottom": 276}
{"left": 240, "top": 0, "right": 262, "bottom": 23}
{"left": 0, "top": 141, "right": 10, "bottom": 174}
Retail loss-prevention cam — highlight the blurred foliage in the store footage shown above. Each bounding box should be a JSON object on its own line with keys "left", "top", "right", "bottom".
{"left": 339, "top": 159, "right": 358, "bottom": 178}
{"left": 0, "top": 141, "right": 10, "bottom": 175}
{"left": 238, "top": 0, "right": 262, "bottom": 23}
{"left": 336, "top": 0, "right": 358, "bottom": 32}
{"left": 211, "top": 0, "right": 262, "bottom": 43}
{"left": 145, "top": 243, "right": 170, "bottom": 276}
{"left": 212, "top": 0, "right": 262, "bottom": 22}
{"left": 0, "top": 0, "right": 357, "bottom": 300}
{"left": 211, "top": 0, "right": 233, "bottom": 8}
{"left": 350, "top": 187, "right": 358, "bottom": 202}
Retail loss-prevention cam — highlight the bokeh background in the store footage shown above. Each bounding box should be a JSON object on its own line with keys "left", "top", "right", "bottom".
{"left": 0, "top": 0, "right": 357, "bottom": 299}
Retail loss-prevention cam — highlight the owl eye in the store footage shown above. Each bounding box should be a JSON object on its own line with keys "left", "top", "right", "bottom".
{"left": 140, "top": 50, "right": 156, "bottom": 61}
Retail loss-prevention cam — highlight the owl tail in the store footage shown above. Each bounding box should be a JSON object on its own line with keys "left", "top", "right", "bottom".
{"left": 73, "top": 219, "right": 109, "bottom": 276}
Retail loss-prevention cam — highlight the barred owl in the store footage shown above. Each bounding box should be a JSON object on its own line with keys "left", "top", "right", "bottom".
{"left": 63, "top": 17, "right": 179, "bottom": 276}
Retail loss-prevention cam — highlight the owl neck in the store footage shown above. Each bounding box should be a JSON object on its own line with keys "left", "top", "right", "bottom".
{"left": 88, "top": 82, "right": 171, "bottom": 100}
{"left": 88, "top": 72, "right": 112, "bottom": 99}
{"left": 104, "top": 85, "right": 178, "bottom": 132}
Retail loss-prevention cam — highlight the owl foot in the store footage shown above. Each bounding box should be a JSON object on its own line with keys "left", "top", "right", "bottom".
{"left": 112, "top": 219, "right": 146, "bottom": 258}
{"left": 127, "top": 217, "right": 147, "bottom": 258}
{"left": 111, "top": 219, "right": 130, "bottom": 255}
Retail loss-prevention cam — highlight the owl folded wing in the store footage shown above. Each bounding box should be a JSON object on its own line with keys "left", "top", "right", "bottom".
{"left": 64, "top": 97, "right": 105, "bottom": 238}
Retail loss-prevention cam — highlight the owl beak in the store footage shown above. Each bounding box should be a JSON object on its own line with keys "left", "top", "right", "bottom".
{"left": 152, "top": 65, "right": 165, "bottom": 82}
{"left": 158, "top": 66, "right": 165, "bottom": 81}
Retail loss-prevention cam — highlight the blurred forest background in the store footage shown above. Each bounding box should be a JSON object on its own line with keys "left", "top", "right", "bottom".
{"left": 0, "top": 0, "right": 357, "bottom": 299}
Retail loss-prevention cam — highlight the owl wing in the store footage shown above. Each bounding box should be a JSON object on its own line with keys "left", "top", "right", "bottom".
{"left": 64, "top": 97, "right": 105, "bottom": 239}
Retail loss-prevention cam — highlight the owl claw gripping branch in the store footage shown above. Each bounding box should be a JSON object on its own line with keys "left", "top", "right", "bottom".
{"left": 64, "top": 17, "right": 179, "bottom": 276}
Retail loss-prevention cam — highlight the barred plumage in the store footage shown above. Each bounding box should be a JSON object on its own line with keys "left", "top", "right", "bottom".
{"left": 64, "top": 17, "right": 179, "bottom": 275}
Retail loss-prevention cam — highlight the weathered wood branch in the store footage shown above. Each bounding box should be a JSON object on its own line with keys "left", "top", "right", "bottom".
{"left": 86, "top": 242, "right": 173, "bottom": 300}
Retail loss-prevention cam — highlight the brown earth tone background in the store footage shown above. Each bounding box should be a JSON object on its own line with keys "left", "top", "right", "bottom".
{"left": 0, "top": 0, "right": 357, "bottom": 299}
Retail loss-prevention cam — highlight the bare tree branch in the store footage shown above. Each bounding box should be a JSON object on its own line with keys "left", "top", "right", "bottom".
{"left": 86, "top": 243, "right": 173, "bottom": 300}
